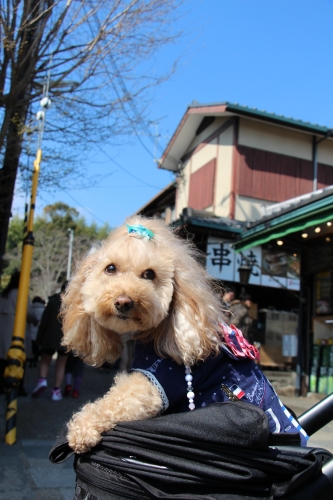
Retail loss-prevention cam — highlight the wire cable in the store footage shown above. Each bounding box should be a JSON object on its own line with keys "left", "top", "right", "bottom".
{"left": 98, "top": 145, "right": 164, "bottom": 190}
{"left": 88, "top": 11, "right": 180, "bottom": 169}
{"left": 64, "top": 190, "right": 109, "bottom": 226}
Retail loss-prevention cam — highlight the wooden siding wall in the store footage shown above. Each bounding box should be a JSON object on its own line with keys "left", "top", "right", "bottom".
{"left": 236, "top": 145, "right": 333, "bottom": 202}
{"left": 188, "top": 159, "right": 216, "bottom": 210}
{"left": 319, "top": 163, "right": 333, "bottom": 187}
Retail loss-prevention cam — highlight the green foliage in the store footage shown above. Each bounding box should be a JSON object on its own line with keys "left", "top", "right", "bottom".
{"left": 6, "top": 214, "right": 25, "bottom": 251}
{"left": 42, "top": 202, "right": 79, "bottom": 231}
{"left": 2, "top": 203, "right": 112, "bottom": 298}
{"left": 1, "top": 215, "right": 24, "bottom": 281}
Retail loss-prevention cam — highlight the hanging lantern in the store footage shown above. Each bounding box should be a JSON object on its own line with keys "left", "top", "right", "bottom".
{"left": 238, "top": 264, "right": 252, "bottom": 284}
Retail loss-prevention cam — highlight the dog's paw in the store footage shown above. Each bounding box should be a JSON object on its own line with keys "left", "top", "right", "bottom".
{"left": 67, "top": 417, "right": 102, "bottom": 454}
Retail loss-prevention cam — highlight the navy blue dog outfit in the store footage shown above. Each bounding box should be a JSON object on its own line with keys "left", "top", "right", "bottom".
{"left": 131, "top": 323, "right": 308, "bottom": 446}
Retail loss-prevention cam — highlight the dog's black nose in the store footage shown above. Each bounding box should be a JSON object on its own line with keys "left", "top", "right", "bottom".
{"left": 114, "top": 295, "right": 134, "bottom": 313}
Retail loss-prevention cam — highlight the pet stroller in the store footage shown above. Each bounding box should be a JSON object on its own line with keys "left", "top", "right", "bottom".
{"left": 50, "top": 394, "right": 333, "bottom": 500}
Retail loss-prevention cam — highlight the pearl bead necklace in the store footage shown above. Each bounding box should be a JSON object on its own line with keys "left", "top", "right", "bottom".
{"left": 185, "top": 365, "right": 195, "bottom": 410}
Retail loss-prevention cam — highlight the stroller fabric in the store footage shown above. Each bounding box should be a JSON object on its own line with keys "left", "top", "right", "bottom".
{"left": 50, "top": 402, "right": 323, "bottom": 499}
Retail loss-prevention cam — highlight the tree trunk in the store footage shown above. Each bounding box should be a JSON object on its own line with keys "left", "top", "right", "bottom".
{"left": 0, "top": 0, "right": 47, "bottom": 274}
{"left": 0, "top": 105, "right": 29, "bottom": 273}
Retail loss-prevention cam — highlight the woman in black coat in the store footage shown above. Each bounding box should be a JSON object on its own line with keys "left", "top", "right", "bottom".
{"left": 31, "top": 282, "right": 68, "bottom": 401}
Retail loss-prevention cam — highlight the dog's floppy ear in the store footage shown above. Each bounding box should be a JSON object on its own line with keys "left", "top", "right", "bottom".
{"left": 167, "top": 247, "right": 224, "bottom": 366}
{"left": 61, "top": 305, "right": 122, "bottom": 367}
{"left": 61, "top": 252, "right": 123, "bottom": 367}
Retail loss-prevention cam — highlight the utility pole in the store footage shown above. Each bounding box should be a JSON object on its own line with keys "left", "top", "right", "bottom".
{"left": 0, "top": 0, "right": 49, "bottom": 276}
{"left": 4, "top": 94, "right": 51, "bottom": 445}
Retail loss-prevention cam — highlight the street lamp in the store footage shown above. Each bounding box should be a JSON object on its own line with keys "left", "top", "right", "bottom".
{"left": 237, "top": 263, "right": 252, "bottom": 285}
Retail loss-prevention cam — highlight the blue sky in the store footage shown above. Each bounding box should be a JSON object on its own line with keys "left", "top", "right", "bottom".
{"left": 13, "top": 0, "right": 333, "bottom": 228}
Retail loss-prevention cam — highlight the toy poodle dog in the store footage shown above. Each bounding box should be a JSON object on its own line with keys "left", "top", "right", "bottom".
{"left": 61, "top": 216, "right": 308, "bottom": 454}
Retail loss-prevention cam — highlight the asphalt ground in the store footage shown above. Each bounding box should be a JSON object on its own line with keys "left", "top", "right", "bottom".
{"left": 0, "top": 361, "right": 117, "bottom": 500}
{"left": 0, "top": 361, "right": 332, "bottom": 500}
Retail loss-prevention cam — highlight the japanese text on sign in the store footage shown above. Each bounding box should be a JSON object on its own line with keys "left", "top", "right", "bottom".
{"left": 206, "top": 237, "right": 300, "bottom": 290}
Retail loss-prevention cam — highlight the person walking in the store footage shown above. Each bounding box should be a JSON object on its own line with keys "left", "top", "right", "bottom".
{"left": 220, "top": 287, "right": 236, "bottom": 320}
{"left": 28, "top": 296, "right": 46, "bottom": 367}
{"left": 229, "top": 293, "right": 254, "bottom": 343}
{"left": 31, "top": 281, "right": 68, "bottom": 401}
{"left": 0, "top": 271, "right": 37, "bottom": 395}
{"left": 63, "top": 351, "right": 85, "bottom": 398}
{"left": 221, "top": 287, "right": 236, "bottom": 308}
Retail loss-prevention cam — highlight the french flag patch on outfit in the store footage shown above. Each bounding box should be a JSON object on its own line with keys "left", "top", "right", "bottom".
{"left": 229, "top": 384, "right": 245, "bottom": 399}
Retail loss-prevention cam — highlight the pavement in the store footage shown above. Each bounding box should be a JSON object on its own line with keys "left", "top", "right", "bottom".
{"left": 0, "top": 361, "right": 116, "bottom": 500}
{"left": 0, "top": 362, "right": 332, "bottom": 500}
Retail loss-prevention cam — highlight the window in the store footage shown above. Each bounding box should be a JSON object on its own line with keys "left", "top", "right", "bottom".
{"left": 188, "top": 158, "right": 216, "bottom": 210}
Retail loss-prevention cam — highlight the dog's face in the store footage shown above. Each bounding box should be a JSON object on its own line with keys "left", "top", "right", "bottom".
{"left": 62, "top": 216, "right": 224, "bottom": 366}
{"left": 80, "top": 233, "right": 175, "bottom": 335}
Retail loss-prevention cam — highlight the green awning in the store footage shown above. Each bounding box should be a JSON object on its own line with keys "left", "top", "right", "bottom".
{"left": 233, "top": 194, "right": 333, "bottom": 252}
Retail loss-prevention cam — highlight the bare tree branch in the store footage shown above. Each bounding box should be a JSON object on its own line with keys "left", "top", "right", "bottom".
{"left": 0, "top": 0, "right": 184, "bottom": 272}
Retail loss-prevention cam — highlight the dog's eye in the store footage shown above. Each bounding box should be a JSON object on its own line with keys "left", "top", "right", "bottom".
{"left": 141, "top": 269, "right": 155, "bottom": 280}
{"left": 105, "top": 264, "right": 116, "bottom": 274}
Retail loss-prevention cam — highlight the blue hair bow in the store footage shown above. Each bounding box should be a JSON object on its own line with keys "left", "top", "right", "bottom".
{"left": 126, "top": 224, "right": 154, "bottom": 240}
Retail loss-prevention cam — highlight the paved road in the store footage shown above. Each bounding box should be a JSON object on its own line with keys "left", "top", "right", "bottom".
{"left": 0, "top": 361, "right": 332, "bottom": 499}
{"left": 0, "top": 361, "right": 116, "bottom": 500}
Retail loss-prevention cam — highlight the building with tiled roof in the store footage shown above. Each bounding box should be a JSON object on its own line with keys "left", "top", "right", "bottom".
{"left": 158, "top": 101, "right": 333, "bottom": 223}
{"left": 138, "top": 101, "right": 333, "bottom": 393}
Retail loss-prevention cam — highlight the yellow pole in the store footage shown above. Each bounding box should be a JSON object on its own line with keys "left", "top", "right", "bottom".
{"left": 5, "top": 149, "right": 42, "bottom": 445}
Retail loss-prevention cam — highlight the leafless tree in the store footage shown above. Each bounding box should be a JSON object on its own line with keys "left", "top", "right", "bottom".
{"left": 6, "top": 227, "right": 102, "bottom": 298}
{"left": 0, "top": 0, "right": 183, "bottom": 271}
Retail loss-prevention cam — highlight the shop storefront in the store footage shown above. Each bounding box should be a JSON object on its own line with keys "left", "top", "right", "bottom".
{"left": 177, "top": 208, "right": 302, "bottom": 373}
{"left": 303, "top": 235, "right": 333, "bottom": 394}
{"left": 234, "top": 186, "right": 333, "bottom": 395}
{"left": 206, "top": 236, "right": 301, "bottom": 369}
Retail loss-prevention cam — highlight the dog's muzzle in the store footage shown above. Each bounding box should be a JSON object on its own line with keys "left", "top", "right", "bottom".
{"left": 114, "top": 295, "right": 134, "bottom": 316}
